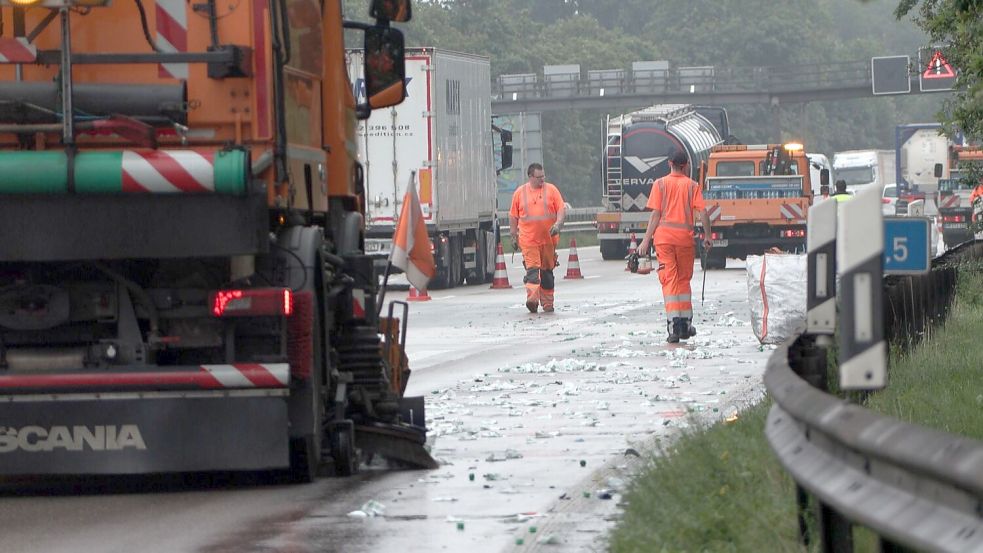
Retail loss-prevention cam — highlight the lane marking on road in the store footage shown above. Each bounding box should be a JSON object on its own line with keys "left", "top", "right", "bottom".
{"left": 431, "top": 295, "right": 456, "bottom": 301}
{"left": 584, "top": 275, "right": 601, "bottom": 279}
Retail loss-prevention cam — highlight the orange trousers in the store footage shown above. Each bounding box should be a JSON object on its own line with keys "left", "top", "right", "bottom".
{"left": 521, "top": 241, "right": 557, "bottom": 308}
{"left": 655, "top": 243, "right": 695, "bottom": 319}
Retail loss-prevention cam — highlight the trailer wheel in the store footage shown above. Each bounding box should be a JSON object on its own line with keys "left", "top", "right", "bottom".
{"left": 449, "top": 235, "right": 464, "bottom": 287}
{"left": 430, "top": 238, "right": 450, "bottom": 289}
{"left": 465, "top": 233, "right": 488, "bottom": 285}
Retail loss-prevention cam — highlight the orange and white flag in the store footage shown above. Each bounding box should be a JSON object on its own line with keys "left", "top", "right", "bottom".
{"left": 391, "top": 172, "right": 436, "bottom": 291}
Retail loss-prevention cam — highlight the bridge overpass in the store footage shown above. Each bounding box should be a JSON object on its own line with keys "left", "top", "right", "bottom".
{"left": 491, "top": 59, "right": 943, "bottom": 115}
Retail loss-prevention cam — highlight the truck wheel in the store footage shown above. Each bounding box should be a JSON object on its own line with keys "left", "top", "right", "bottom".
{"left": 703, "top": 253, "right": 726, "bottom": 270}
{"left": 287, "top": 288, "right": 325, "bottom": 484}
{"left": 430, "top": 239, "right": 450, "bottom": 289}
{"left": 600, "top": 240, "right": 627, "bottom": 260}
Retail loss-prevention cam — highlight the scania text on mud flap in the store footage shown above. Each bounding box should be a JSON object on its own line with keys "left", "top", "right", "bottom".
{"left": 0, "top": 0, "right": 435, "bottom": 482}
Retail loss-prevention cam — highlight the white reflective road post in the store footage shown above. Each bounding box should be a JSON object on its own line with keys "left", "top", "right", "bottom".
{"left": 837, "top": 186, "right": 887, "bottom": 390}
{"left": 807, "top": 199, "right": 837, "bottom": 337}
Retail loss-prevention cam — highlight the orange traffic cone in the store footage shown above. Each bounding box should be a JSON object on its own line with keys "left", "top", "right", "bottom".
{"left": 407, "top": 286, "right": 431, "bottom": 302}
{"left": 563, "top": 238, "right": 584, "bottom": 279}
{"left": 625, "top": 233, "right": 638, "bottom": 271}
{"left": 490, "top": 241, "right": 512, "bottom": 289}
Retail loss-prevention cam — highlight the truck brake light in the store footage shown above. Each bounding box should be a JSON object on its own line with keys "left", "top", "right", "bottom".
{"left": 597, "top": 222, "right": 619, "bottom": 232}
{"left": 780, "top": 230, "right": 806, "bottom": 238}
{"left": 211, "top": 288, "right": 293, "bottom": 317}
{"left": 942, "top": 215, "right": 965, "bottom": 223}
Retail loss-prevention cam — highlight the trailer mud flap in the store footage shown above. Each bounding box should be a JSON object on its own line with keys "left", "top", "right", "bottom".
{"left": 0, "top": 393, "right": 289, "bottom": 476}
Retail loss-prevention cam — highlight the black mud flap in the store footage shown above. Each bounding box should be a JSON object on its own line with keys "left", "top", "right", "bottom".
{"left": 355, "top": 417, "right": 438, "bottom": 470}
{"left": 0, "top": 394, "right": 289, "bottom": 476}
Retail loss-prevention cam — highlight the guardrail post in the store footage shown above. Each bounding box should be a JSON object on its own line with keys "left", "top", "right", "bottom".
{"left": 837, "top": 186, "right": 887, "bottom": 390}
{"left": 878, "top": 537, "right": 911, "bottom": 552}
{"left": 819, "top": 503, "right": 853, "bottom": 552}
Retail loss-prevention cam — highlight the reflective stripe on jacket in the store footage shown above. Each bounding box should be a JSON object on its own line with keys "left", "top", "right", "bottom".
{"left": 510, "top": 182, "right": 563, "bottom": 246}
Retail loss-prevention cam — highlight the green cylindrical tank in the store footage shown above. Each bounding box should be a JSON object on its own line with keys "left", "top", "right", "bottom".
{"left": 0, "top": 149, "right": 248, "bottom": 195}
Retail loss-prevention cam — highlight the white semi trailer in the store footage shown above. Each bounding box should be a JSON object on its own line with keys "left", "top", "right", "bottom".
{"left": 348, "top": 48, "right": 509, "bottom": 288}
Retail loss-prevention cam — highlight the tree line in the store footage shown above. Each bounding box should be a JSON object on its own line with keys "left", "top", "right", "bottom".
{"left": 345, "top": 0, "right": 979, "bottom": 207}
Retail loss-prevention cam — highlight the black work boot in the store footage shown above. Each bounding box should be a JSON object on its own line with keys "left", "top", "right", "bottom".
{"left": 666, "top": 319, "right": 680, "bottom": 343}
{"left": 683, "top": 318, "right": 697, "bottom": 339}
{"left": 672, "top": 318, "right": 689, "bottom": 341}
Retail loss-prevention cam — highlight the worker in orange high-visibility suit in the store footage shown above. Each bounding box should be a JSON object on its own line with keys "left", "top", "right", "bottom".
{"left": 638, "top": 150, "right": 713, "bottom": 343}
{"left": 971, "top": 181, "right": 983, "bottom": 225}
{"left": 510, "top": 163, "right": 566, "bottom": 313}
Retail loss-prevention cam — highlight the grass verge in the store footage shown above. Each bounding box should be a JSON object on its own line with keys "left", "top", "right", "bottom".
{"left": 609, "top": 265, "right": 983, "bottom": 553}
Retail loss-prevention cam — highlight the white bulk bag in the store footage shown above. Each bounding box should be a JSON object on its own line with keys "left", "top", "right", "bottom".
{"left": 746, "top": 253, "right": 807, "bottom": 344}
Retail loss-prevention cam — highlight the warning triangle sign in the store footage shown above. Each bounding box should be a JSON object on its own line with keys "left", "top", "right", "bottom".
{"left": 924, "top": 50, "right": 955, "bottom": 79}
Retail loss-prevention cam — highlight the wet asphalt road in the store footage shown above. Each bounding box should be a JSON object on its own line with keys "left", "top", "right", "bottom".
{"left": 0, "top": 246, "right": 773, "bottom": 553}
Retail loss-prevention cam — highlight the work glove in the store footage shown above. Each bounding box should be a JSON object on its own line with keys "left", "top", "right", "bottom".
{"left": 549, "top": 223, "right": 560, "bottom": 236}
{"left": 510, "top": 235, "right": 519, "bottom": 251}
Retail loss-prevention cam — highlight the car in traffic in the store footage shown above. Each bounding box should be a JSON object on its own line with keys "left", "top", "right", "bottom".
{"left": 882, "top": 183, "right": 899, "bottom": 216}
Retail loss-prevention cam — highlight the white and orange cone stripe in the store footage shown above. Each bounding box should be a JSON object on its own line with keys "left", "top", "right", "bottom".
{"left": 199, "top": 363, "right": 290, "bottom": 388}
{"left": 564, "top": 239, "right": 584, "bottom": 279}
{"left": 489, "top": 242, "right": 512, "bottom": 289}
{"left": 156, "top": 0, "right": 189, "bottom": 80}
{"left": 0, "top": 38, "right": 37, "bottom": 63}
{"left": 122, "top": 150, "right": 216, "bottom": 193}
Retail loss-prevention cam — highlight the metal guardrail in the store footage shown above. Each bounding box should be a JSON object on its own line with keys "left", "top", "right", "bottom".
{"left": 766, "top": 241, "right": 983, "bottom": 552}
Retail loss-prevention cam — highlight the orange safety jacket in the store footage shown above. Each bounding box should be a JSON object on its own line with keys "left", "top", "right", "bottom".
{"left": 645, "top": 174, "right": 705, "bottom": 246}
{"left": 971, "top": 185, "right": 983, "bottom": 222}
{"left": 510, "top": 182, "right": 563, "bottom": 247}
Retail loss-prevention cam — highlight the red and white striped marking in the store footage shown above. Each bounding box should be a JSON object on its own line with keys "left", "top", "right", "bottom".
{"left": 780, "top": 203, "right": 806, "bottom": 220}
{"left": 199, "top": 364, "right": 290, "bottom": 388}
{"left": 0, "top": 363, "right": 289, "bottom": 391}
{"left": 0, "top": 38, "right": 37, "bottom": 63}
{"left": 940, "top": 195, "right": 961, "bottom": 209}
{"left": 352, "top": 289, "right": 366, "bottom": 318}
{"left": 122, "top": 150, "right": 215, "bottom": 193}
{"left": 156, "top": 0, "right": 188, "bottom": 79}
{"left": 706, "top": 205, "right": 722, "bottom": 222}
